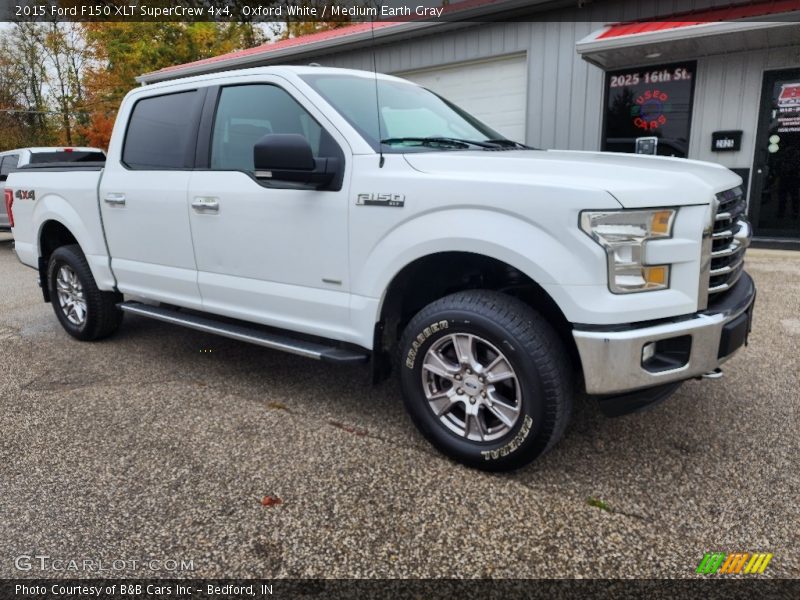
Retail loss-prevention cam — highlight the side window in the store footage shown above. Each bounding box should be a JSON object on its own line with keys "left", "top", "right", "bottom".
{"left": 211, "top": 84, "right": 339, "bottom": 172}
{"left": 123, "top": 90, "right": 202, "bottom": 169}
{"left": 1, "top": 154, "right": 19, "bottom": 177}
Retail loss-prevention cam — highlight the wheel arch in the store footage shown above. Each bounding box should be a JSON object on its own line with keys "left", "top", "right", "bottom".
{"left": 371, "top": 251, "right": 578, "bottom": 383}
{"left": 37, "top": 219, "right": 81, "bottom": 303}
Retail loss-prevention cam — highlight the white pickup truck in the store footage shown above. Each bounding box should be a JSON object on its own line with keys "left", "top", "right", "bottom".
{"left": 8, "top": 66, "right": 755, "bottom": 470}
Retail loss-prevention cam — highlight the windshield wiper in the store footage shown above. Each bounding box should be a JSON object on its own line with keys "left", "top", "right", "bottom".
{"left": 483, "top": 139, "right": 535, "bottom": 150}
{"left": 380, "top": 137, "right": 498, "bottom": 149}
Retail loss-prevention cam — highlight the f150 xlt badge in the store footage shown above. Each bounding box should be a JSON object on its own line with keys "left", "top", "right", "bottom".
{"left": 356, "top": 193, "right": 405, "bottom": 207}
{"left": 15, "top": 190, "right": 35, "bottom": 201}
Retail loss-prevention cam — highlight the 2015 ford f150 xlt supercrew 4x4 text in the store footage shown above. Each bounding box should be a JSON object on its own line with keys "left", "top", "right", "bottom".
{"left": 7, "top": 66, "right": 755, "bottom": 470}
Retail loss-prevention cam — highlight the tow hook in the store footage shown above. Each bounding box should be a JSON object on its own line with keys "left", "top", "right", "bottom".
{"left": 699, "top": 368, "right": 724, "bottom": 380}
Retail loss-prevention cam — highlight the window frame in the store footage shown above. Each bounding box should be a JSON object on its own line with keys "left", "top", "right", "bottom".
{"left": 121, "top": 88, "right": 207, "bottom": 171}
{"left": 196, "top": 82, "right": 345, "bottom": 190}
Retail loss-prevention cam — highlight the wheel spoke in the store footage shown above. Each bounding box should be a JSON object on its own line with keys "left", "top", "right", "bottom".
{"left": 74, "top": 302, "right": 86, "bottom": 323}
{"left": 422, "top": 351, "right": 460, "bottom": 380}
{"left": 452, "top": 334, "right": 476, "bottom": 368}
{"left": 428, "top": 391, "right": 458, "bottom": 417}
{"left": 486, "top": 355, "right": 515, "bottom": 383}
{"left": 463, "top": 413, "right": 475, "bottom": 439}
{"left": 487, "top": 391, "right": 520, "bottom": 427}
{"left": 474, "top": 411, "right": 488, "bottom": 441}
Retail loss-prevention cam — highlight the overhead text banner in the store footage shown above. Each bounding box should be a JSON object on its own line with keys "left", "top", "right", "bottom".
{"left": 1, "top": 0, "right": 786, "bottom": 23}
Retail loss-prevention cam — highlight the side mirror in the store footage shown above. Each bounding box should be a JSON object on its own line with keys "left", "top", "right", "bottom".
{"left": 253, "top": 133, "right": 338, "bottom": 189}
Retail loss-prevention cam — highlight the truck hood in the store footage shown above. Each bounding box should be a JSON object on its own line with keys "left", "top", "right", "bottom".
{"left": 403, "top": 149, "right": 742, "bottom": 208}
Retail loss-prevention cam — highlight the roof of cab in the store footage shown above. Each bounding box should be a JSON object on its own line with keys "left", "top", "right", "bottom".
{"left": 0, "top": 146, "right": 104, "bottom": 156}
{"left": 136, "top": 65, "right": 411, "bottom": 93}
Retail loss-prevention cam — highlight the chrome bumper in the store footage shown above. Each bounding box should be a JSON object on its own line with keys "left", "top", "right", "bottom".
{"left": 573, "top": 272, "right": 756, "bottom": 395}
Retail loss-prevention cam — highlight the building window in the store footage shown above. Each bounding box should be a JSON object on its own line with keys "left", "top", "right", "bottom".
{"left": 603, "top": 62, "right": 696, "bottom": 158}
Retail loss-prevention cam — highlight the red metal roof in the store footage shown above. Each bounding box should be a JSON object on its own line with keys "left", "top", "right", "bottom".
{"left": 153, "top": 21, "right": 396, "bottom": 74}
{"left": 598, "top": 0, "right": 800, "bottom": 39}
{"left": 152, "top": 0, "right": 512, "bottom": 76}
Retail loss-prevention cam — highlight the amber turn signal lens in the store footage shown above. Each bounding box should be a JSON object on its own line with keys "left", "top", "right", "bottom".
{"left": 644, "top": 266, "right": 668, "bottom": 286}
{"left": 650, "top": 210, "right": 673, "bottom": 236}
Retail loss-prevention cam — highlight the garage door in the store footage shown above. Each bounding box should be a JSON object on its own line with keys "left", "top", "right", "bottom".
{"left": 397, "top": 55, "right": 528, "bottom": 143}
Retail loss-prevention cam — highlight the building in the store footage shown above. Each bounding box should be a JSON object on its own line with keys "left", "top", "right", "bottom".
{"left": 140, "top": 0, "right": 800, "bottom": 244}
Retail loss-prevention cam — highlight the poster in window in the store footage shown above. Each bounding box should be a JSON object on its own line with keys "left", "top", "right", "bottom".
{"left": 603, "top": 62, "right": 696, "bottom": 158}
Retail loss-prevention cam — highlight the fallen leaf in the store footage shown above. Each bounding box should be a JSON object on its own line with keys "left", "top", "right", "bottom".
{"left": 261, "top": 495, "right": 283, "bottom": 507}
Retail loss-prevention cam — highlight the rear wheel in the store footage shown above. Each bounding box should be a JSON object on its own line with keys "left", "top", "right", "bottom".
{"left": 398, "top": 290, "right": 572, "bottom": 471}
{"left": 47, "top": 244, "right": 123, "bottom": 341}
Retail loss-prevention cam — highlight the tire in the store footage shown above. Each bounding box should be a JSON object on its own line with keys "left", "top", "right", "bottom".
{"left": 47, "top": 244, "right": 123, "bottom": 341}
{"left": 398, "top": 290, "right": 572, "bottom": 471}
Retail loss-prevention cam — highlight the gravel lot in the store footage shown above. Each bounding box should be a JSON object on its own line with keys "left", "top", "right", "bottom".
{"left": 0, "top": 232, "right": 797, "bottom": 579}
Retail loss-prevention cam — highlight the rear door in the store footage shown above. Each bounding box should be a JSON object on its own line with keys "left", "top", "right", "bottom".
{"left": 186, "top": 79, "right": 353, "bottom": 341}
{"left": 100, "top": 89, "right": 206, "bottom": 309}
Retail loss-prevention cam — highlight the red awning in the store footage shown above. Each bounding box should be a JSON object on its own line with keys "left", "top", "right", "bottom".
{"left": 598, "top": 0, "right": 800, "bottom": 40}
{"left": 577, "top": 0, "right": 800, "bottom": 69}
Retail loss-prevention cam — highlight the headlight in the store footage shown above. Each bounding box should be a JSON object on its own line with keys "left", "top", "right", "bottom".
{"left": 580, "top": 208, "right": 676, "bottom": 294}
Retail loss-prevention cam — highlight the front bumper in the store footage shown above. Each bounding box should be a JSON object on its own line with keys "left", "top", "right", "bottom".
{"left": 573, "top": 272, "right": 756, "bottom": 395}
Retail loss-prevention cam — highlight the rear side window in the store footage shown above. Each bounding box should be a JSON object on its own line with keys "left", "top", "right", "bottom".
{"left": 1, "top": 154, "right": 19, "bottom": 176}
{"left": 29, "top": 151, "right": 105, "bottom": 164}
{"left": 123, "top": 90, "right": 203, "bottom": 169}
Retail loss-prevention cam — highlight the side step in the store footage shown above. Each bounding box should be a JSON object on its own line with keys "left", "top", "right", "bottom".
{"left": 118, "top": 301, "right": 369, "bottom": 364}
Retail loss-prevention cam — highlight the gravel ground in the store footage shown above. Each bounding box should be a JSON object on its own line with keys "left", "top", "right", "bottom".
{"left": 0, "top": 232, "right": 797, "bottom": 579}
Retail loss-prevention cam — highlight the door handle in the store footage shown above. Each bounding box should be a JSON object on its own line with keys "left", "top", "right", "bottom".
{"left": 104, "top": 193, "right": 126, "bottom": 206}
{"left": 191, "top": 197, "right": 220, "bottom": 212}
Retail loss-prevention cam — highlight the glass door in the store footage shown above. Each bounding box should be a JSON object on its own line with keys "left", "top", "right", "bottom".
{"left": 749, "top": 69, "right": 800, "bottom": 240}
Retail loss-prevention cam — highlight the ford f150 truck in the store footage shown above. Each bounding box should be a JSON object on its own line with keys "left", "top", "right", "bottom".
{"left": 7, "top": 66, "right": 755, "bottom": 470}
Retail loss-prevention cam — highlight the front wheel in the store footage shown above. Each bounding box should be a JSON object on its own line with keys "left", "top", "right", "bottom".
{"left": 398, "top": 290, "right": 572, "bottom": 471}
{"left": 47, "top": 244, "right": 123, "bottom": 341}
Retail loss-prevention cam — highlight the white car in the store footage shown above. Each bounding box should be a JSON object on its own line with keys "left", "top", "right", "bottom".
{"left": 7, "top": 67, "right": 755, "bottom": 470}
{"left": 1, "top": 147, "right": 105, "bottom": 231}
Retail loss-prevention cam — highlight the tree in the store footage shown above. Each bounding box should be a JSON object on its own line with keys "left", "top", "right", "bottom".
{"left": 79, "top": 22, "right": 264, "bottom": 149}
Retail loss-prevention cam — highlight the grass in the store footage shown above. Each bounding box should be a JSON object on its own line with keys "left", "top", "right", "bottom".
{"left": 586, "top": 496, "right": 612, "bottom": 512}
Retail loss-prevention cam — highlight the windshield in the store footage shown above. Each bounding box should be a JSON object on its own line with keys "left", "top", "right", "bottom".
{"left": 300, "top": 73, "right": 510, "bottom": 152}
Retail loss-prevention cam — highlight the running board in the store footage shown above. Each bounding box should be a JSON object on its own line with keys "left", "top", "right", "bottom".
{"left": 118, "top": 302, "right": 368, "bottom": 364}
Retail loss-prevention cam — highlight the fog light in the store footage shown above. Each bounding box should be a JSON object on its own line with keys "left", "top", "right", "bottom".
{"left": 642, "top": 342, "right": 656, "bottom": 363}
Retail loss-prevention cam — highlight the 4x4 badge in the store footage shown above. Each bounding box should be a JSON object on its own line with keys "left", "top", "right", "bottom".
{"left": 356, "top": 193, "right": 404, "bottom": 207}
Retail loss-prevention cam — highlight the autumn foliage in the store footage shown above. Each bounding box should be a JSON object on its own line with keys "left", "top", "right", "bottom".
{"left": 79, "top": 22, "right": 265, "bottom": 150}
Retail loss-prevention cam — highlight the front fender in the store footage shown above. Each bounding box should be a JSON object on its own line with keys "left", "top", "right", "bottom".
{"left": 353, "top": 207, "right": 607, "bottom": 303}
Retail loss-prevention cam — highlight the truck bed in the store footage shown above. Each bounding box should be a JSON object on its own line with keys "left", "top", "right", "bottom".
{"left": 7, "top": 168, "right": 109, "bottom": 285}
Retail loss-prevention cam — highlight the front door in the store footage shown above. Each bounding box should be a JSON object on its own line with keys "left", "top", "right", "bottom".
{"left": 186, "top": 81, "right": 353, "bottom": 342}
{"left": 749, "top": 68, "right": 800, "bottom": 241}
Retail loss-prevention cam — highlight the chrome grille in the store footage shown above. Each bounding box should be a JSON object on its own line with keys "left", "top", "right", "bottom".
{"left": 708, "top": 186, "right": 750, "bottom": 298}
